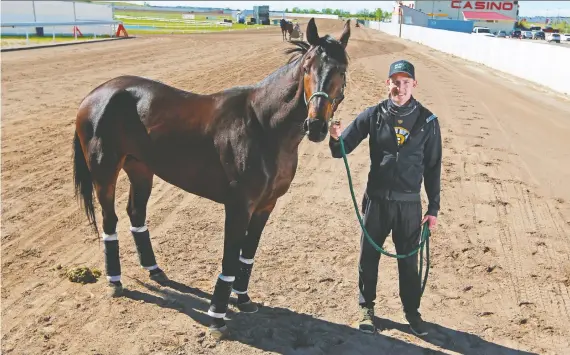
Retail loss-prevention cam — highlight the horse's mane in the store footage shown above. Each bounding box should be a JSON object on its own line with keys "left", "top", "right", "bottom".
{"left": 284, "top": 35, "right": 349, "bottom": 65}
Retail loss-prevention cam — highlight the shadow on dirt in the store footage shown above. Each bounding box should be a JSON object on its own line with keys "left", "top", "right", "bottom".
{"left": 122, "top": 277, "right": 537, "bottom": 355}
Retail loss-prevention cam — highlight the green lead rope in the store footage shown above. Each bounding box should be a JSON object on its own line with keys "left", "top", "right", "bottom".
{"left": 338, "top": 136, "right": 431, "bottom": 296}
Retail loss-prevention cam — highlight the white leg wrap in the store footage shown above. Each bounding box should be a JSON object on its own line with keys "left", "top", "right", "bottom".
{"left": 239, "top": 256, "right": 254, "bottom": 265}
{"left": 144, "top": 264, "right": 159, "bottom": 271}
{"left": 218, "top": 274, "right": 235, "bottom": 282}
{"left": 107, "top": 275, "right": 121, "bottom": 282}
{"left": 102, "top": 233, "right": 118, "bottom": 241}
{"left": 207, "top": 310, "right": 226, "bottom": 318}
{"left": 130, "top": 225, "right": 148, "bottom": 233}
{"left": 232, "top": 289, "right": 248, "bottom": 294}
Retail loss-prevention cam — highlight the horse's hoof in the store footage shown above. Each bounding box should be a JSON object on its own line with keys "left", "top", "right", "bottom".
{"left": 208, "top": 325, "right": 229, "bottom": 341}
{"left": 237, "top": 300, "right": 258, "bottom": 313}
{"left": 107, "top": 281, "right": 124, "bottom": 298}
{"left": 149, "top": 269, "right": 168, "bottom": 283}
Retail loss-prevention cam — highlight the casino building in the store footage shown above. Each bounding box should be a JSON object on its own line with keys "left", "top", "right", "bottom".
{"left": 394, "top": 1, "right": 519, "bottom": 33}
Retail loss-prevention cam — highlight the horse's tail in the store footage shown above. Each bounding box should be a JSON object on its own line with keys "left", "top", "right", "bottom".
{"left": 73, "top": 130, "right": 98, "bottom": 235}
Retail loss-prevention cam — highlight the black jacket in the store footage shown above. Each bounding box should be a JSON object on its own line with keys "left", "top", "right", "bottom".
{"left": 329, "top": 98, "right": 442, "bottom": 217}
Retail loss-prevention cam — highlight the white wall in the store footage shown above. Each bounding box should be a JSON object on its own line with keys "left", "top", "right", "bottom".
{"left": 1, "top": 1, "right": 115, "bottom": 36}
{"left": 367, "top": 21, "right": 570, "bottom": 95}
{"left": 1, "top": 1, "right": 35, "bottom": 22}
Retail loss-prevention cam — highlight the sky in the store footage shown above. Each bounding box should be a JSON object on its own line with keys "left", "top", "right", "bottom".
{"left": 126, "top": 1, "right": 570, "bottom": 17}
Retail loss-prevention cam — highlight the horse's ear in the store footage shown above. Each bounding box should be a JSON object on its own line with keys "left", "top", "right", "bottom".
{"left": 306, "top": 18, "right": 319, "bottom": 46}
{"left": 339, "top": 19, "right": 351, "bottom": 48}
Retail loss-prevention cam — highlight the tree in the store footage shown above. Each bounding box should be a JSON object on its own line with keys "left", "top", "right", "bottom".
{"left": 356, "top": 9, "right": 371, "bottom": 20}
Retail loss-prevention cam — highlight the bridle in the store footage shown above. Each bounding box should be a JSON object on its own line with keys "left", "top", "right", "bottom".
{"left": 303, "top": 72, "right": 346, "bottom": 122}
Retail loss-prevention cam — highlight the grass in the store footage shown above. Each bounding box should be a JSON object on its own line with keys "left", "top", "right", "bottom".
{"left": 116, "top": 10, "right": 267, "bottom": 34}
{"left": 115, "top": 10, "right": 234, "bottom": 21}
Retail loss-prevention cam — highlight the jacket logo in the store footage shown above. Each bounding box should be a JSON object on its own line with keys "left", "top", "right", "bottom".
{"left": 394, "top": 126, "right": 410, "bottom": 146}
{"left": 398, "top": 119, "right": 403, "bottom": 124}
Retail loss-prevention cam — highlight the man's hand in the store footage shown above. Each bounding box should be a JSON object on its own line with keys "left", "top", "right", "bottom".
{"left": 330, "top": 121, "right": 342, "bottom": 140}
{"left": 422, "top": 215, "right": 437, "bottom": 229}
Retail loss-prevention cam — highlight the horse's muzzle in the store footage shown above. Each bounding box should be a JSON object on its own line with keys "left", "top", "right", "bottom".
{"left": 304, "top": 118, "right": 328, "bottom": 142}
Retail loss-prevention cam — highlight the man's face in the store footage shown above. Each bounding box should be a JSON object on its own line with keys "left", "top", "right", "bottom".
{"left": 386, "top": 73, "right": 417, "bottom": 105}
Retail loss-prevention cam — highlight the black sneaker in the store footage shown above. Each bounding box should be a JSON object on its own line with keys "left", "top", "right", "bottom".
{"left": 406, "top": 312, "right": 428, "bottom": 336}
{"left": 358, "top": 305, "right": 376, "bottom": 334}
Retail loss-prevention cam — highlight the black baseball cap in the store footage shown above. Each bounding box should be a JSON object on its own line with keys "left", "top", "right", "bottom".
{"left": 388, "top": 60, "right": 415, "bottom": 80}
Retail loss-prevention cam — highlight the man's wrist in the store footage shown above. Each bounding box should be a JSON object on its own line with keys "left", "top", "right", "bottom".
{"left": 426, "top": 209, "right": 438, "bottom": 217}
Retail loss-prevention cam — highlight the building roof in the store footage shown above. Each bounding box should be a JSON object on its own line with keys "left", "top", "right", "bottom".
{"left": 463, "top": 11, "right": 514, "bottom": 21}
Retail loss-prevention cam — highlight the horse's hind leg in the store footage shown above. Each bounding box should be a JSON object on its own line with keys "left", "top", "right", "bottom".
{"left": 89, "top": 147, "right": 125, "bottom": 297}
{"left": 123, "top": 157, "right": 167, "bottom": 283}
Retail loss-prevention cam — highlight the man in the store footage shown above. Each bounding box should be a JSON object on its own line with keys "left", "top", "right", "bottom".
{"left": 329, "top": 60, "right": 442, "bottom": 336}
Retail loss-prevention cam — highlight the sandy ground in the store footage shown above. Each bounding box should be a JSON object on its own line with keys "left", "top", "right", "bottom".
{"left": 2, "top": 19, "right": 570, "bottom": 355}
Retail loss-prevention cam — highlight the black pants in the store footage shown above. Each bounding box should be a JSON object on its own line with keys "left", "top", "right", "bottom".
{"left": 358, "top": 195, "right": 422, "bottom": 315}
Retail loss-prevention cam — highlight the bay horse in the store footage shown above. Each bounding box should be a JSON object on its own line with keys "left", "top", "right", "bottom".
{"left": 280, "top": 18, "right": 293, "bottom": 41}
{"left": 73, "top": 18, "right": 351, "bottom": 338}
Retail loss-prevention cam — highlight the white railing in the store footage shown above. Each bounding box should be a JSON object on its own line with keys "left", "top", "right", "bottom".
{"left": 1, "top": 20, "right": 122, "bottom": 45}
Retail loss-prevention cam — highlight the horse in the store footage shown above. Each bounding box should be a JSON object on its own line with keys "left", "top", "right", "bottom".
{"left": 280, "top": 18, "right": 293, "bottom": 41}
{"left": 72, "top": 18, "right": 351, "bottom": 339}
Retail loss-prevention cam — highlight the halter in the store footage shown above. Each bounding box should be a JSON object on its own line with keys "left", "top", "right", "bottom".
{"left": 303, "top": 77, "right": 346, "bottom": 123}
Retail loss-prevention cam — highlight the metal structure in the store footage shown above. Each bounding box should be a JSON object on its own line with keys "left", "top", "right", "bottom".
{"left": 253, "top": 5, "right": 270, "bottom": 25}
{"left": 1, "top": 1, "right": 119, "bottom": 40}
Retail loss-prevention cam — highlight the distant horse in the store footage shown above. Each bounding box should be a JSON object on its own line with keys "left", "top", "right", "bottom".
{"left": 73, "top": 18, "right": 351, "bottom": 338}
{"left": 280, "top": 18, "right": 294, "bottom": 41}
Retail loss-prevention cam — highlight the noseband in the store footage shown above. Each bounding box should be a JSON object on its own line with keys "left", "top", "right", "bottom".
{"left": 304, "top": 77, "right": 346, "bottom": 122}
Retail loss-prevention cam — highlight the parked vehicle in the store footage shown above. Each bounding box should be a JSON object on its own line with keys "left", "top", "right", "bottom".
{"left": 542, "top": 26, "right": 560, "bottom": 33}
{"left": 510, "top": 30, "right": 522, "bottom": 38}
{"left": 533, "top": 31, "right": 545, "bottom": 40}
{"left": 522, "top": 31, "right": 533, "bottom": 39}
{"left": 472, "top": 26, "right": 495, "bottom": 37}
{"left": 562, "top": 33, "right": 570, "bottom": 41}
{"left": 546, "top": 33, "right": 561, "bottom": 43}
{"left": 495, "top": 30, "right": 507, "bottom": 38}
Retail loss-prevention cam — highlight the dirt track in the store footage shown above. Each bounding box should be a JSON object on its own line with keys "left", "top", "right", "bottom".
{"left": 2, "top": 19, "right": 570, "bottom": 355}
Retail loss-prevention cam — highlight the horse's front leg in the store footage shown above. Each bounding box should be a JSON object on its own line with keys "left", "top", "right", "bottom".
{"left": 208, "top": 198, "right": 252, "bottom": 339}
{"left": 232, "top": 202, "right": 276, "bottom": 313}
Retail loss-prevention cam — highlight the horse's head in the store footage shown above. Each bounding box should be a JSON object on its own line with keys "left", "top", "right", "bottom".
{"left": 301, "top": 18, "right": 351, "bottom": 142}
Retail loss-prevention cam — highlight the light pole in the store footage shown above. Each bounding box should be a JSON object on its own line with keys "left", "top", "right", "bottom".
{"left": 399, "top": 5, "right": 403, "bottom": 37}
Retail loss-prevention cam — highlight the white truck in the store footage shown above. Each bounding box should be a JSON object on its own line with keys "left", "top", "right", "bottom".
{"left": 472, "top": 26, "right": 496, "bottom": 37}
